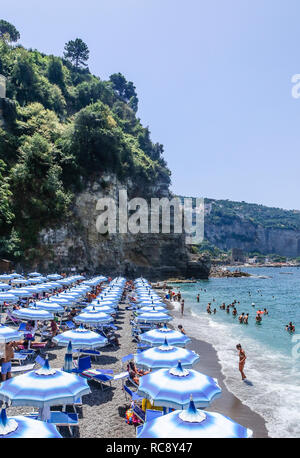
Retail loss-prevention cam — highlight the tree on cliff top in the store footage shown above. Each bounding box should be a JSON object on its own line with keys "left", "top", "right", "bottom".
{"left": 63, "top": 38, "right": 89, "bottom": 68}
{"left": 0, "top": 20, "right": 20, "bottom": 43}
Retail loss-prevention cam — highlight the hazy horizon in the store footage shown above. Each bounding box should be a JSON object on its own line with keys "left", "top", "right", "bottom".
{"left": 2, "top": 0, "right": 300, "bottom": 211}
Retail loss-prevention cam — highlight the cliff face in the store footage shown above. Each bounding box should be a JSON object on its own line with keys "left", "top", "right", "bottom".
{"left": 205, "top": 219, "right": 300, "bottom": 257}
{"left": 35, "top": 174, "right": 210, "bottom": 280}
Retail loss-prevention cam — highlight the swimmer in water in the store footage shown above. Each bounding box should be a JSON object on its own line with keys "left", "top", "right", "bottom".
{"left": 238, "top": 313, "right": 244, "bottom": 323}
{"left": 243, "top": 313, "right": 249, "bottom": 324}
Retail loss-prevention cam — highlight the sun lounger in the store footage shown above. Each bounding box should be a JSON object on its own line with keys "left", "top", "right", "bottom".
{"left": 11, "top": 352, "right": 29, "bottom": 364}
{"left": 26, "top": 411, "right": 79, "bottom": 436}
{"left": 4, "top": 310, "right": 21, "bottom": 326}
{"left": 132, "top": 404, "right": 145, "bottom": 422}
{"left": 72, "top": 348, "right": 101, "bottom": 361}
{"left": 82, "top": 369, "right": 113, "bottom": 391}
{"left": 10, "top": 363, "right": 35, "bottom": 373}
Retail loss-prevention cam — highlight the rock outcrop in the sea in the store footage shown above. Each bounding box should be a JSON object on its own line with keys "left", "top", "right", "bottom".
{"left": 35, "top": 174, "right": 210, "bottom": 280}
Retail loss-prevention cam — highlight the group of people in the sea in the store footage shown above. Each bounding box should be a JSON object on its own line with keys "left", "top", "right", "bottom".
{"left": 196, "top": 293, "right": 296, "bottom": 333}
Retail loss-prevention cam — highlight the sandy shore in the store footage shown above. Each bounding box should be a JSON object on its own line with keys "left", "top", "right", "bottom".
{"left": 5, "top": 291, "right": 268, "bottom": 438}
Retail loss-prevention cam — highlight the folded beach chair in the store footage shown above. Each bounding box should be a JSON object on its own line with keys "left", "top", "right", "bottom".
{"left": 18, "top": 322, "right": 27, "bottom": 332}
{"left": 132, "top": 405, "right": 163, "bottom": 424}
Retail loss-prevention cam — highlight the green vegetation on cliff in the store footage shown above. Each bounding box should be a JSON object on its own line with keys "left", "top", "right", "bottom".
{"left": 0, "top": 22, "right": 171, "bottom": 262}
{"left": 205, "top": 198, "right": 300, "bottom": 230}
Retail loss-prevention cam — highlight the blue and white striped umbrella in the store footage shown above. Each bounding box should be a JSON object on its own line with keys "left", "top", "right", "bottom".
{"left": 11, "top": 279, "right": 29, "bottom": 286}
{"left": 0, "top": 358, "right": 91, "bottom": 410}
{"left": 91, "top": 299, "right": 118, "bottom": 309}
{"left": 0, "top": 324, "right": 23, "bottom": 343}
{"left": 0, "top": 408, "right": 62, "bottom": 438}
{"left": 53, "top": 324, "right": 108, "bottom": 349}
{"left": 136, "top": 306, "right": 169, "bottom": 314}
{"left": 0, "top": 283, "right": 11, "bottom": 291}
{"left": 137, "top": 361, "right": 221, "bottom": 409}
{"left": 12, "top": 306, "right": 54, "bottom": 321}
{"left": 137, "top": 398, "right": 253, "bottom": 438}
{"left": 28, "top": 272, "right": 42, "bottom": 278}
{"left": 48, "top": 297, "right": 75, "bottom": 307}
{"left": 83, "top": 305, "right": 115, "bottom": 315}
{"left": 0, "top": 293, "right": 18, "bottom": 304}
{"left": 140, "top": 325, "right": 191, "bottom": 347}
{"left": 135, "top": 311, "right": 172, "bottom": 324}
{"left": 74, "top": 308, "right": 113, "bottom": 326}
{"left": 46, "top": 274, "right": 63, "bottom": 280}
{"left": 7, "top": 289, "right": 31, "bottom": 298}
{"left": 35, "top": 301, "right": 64, "bottom": 314}
{"left": 134, "top": 339, "right": 199, "bottom": 370}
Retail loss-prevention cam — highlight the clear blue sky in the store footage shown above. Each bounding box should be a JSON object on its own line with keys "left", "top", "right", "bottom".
{"left": 3, "top": 0, "right": 300, "bottom": 210}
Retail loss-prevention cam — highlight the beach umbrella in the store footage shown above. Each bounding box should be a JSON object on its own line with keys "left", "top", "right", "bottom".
{"left": 7, "top": 289, "right": 31, "bottom": 298}
{"left": 12, "top": 306, "right": 54, "bottom": 321}
{"left": 46, "top": 282, "right": 62, "bottom": 289}
{"left": 137, "top": 361, "right": 221, "bottom": 409}
{"left": 53, "top": 324, "right": 108, "bottom": 349}
{"left": 74, "top": 308, "right": 113, "bottom": 326}
{"left": 0, "top": 357, "right": 91, "bottom": 420}
{"left": 46, "top": 274, "right": 63, "bottom": 280}
{"left": 91, "top": 299, "right": 118, "bottom": 309}
{"left": 134, "top": 339, "right": 199, "bottom": 370}
{"left": 48, "top": 297, "right": 75, "bottom": 307}
{"left": 9, "top": 274, "right": 23, "bottom": 279}
{"left": 11, "top": 279, "right": 29, "bottom": 286}
{"left": 0, "top": 275, "right": 13, "bottom": 281}
{"left": 0, "top": 324, "right": 24, "bottom": 343}
{"left": 0, "top": 406, "right": 62, "bottom": 438}
{"left": 137, "top": 397, "right": 253, "bottom": 438}
{"left": 35, "top": 301, "right": 64, "bottom": 314}
{"left": 0, "top": 283, "right": 11, "bottom": 291}
{"left": 28, "top": 272, "right": 42, "bottom": 278}
{"left": 83, "top": 305, "right": 115, "bottom": 315}
{"left": 140, "top": 325, "right": 191, "bottom": 347}
{"left": 136, "top": 306, "right": 169, "bottom": 314}
{"left": 0, "top": 293, "right": 18, "bottom": 304}
{"left": 135, "top": 311, "right": 172, "bottom": 324}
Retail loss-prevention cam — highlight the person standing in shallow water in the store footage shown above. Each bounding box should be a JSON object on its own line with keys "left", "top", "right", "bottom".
{"left": 236, "top": 344, "right": 247, "bottom": 380}
{"left": 180, "top": 299, "right": 185, "bottom": 316}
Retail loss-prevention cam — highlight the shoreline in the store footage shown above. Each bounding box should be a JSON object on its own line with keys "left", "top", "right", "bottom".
{"left": 159, "top": 290, "right": 269, "bottom": 438}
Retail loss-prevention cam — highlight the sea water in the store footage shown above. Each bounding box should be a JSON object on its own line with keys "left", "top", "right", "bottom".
{"left": 169, "top": 266, "right": 300, "bottom": 438}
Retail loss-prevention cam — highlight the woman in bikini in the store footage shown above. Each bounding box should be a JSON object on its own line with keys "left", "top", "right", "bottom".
{"left": 236, "top": 344, "right": 247, "bottom": 380}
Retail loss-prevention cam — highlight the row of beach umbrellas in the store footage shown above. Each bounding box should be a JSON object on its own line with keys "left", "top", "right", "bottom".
{"left": 0, "top": 275, "right": 126, "bottom": 437}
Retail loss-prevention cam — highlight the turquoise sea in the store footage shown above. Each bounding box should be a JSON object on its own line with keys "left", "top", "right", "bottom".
{"left": 170, "top": 267, "right": 300, "bottom": 438}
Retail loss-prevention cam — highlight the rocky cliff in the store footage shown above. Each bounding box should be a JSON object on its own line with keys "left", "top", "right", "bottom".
{"left": 204, "top": 200, "right": 300, "bottom": 257}
{"left": 34, "top": 174, "right": 210, "bottom": 280}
